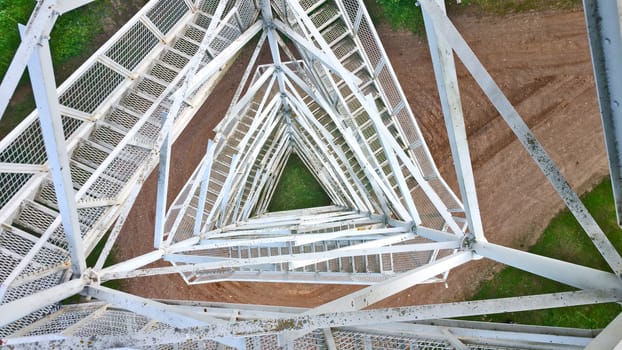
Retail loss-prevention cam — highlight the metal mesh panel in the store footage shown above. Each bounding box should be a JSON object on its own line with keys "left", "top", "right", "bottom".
{"left": 332, "top": 329, "right": 453, "bottom": 350}
{"left": 59, "top": 62, "right": 126, "bottom": 113}
{"left": 184, "top": 24, "right": 206, "bottom": 43}
{"left": 160, "top": 50, "right": 190, "bottom": 70}
{"left": 103, "top": 145, "right": 151, "bottom": 182}
{"left": 0, "top": 172, "right": 32, "bottom": 208}
{"left": 211, "top": 27, "right": 242, "bottom": 54}
{"left": 0, "top": 226, "right": 68, "bottom": 275}
{"left": 245, "top": 330, "right": 326, "bottom": 350}
{"left": 0, "top": 115, "right": 84, "bottom": 206}
{"left": 106, "top": 22, "right": 160, "bottom": 71}
{"left": 61, "top": 115, "right": 84, "bottom": 138}
{"left": 20, "top": 306, "right": 101, "bottom": 336}
{"left": 0, "top": 304, "right": 61, "bottom": 338}
{"left": 0, "top": 271, "right": 64, "bottom": 338}
{"left": 197, "top": 0, "right": 219, "bottom": 15}
{"left": 147, "top": 0, "right": 190, "bottom": 35}
{"left": 69, "top": 310, "right": 149, "bottom": 336}
{"left": 0, "top": 121, "right": 46, "bottom": 165}
{"left": 194, "top": 12, "right": 214, "bottom": 30}
{"left": 237, "top": 0, "right": 257, "bottom": 28}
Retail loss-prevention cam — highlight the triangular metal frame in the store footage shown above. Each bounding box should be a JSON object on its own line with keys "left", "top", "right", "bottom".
{"left": 0, "top": 0, "right": 622, "bottom": 348}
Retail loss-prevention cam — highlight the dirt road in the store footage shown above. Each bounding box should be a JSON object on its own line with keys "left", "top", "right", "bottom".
{"left": 114, "top": 8, "right": 609, "bottom": 307}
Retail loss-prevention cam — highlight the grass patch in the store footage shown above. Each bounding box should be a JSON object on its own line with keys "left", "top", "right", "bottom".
{"left": 467, "top": 178, "right": 622, "bottom": 328}
{"left": 268, "top": 153, "right": 332, "bottom": 212}
{"left": 0, "top": 0, "right": 110, "bottom": 79}
{"left": 0, "top": 0, "right": 113, "bottom": 138}
{"left": 369, "top": 0, "right": 583, "bottom": 35}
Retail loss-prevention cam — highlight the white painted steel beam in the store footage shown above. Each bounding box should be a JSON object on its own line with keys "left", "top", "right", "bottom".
{"left": 0, "top": 1, "right": 59, "bottom": 118}
{"left": 162, "top": 240, "right": 460, "bottom": 268}
{"left": 286, "top": 99, "right": 367, "bottom": 210}
{"left": 0, "top": 163, "right": 46, "bottom": 174}
{"left": 24, "top": 24, "right": 86, "bottom": 276}
{"left": 281, "top": 69, "right": 380, "bottom": 212}
{"left": 94, "top": 183, "right": 144, "bottom": 270}
{"left": 186, "top": 21, "right": 263, "bottom": 98}
{"left": 351, "top": 321, "right": 591, "bottom": 349}
{"left": 277, "top": 55, "right": 411, "bottom": 220}
{"left": 155, "top": 8, "right": 238, "bottom": 248}
{"left": 586, "top": 311, "right": 622, "bottom": 349}
{"left": 363, "top": 94, "right": 420, "bottom": 224}
{"left": 472, "top": 242, "right": 622, "bottom": 291}
{"left": 418, "top": 0, "right": 622, "bottom": 274}
{"left": 177, "top": 227, "right": 410, "bottom": 252}
{"left": 84, "top": 285, "right": 225, "bottom": 326}
{"left": 102, "top": 240, "right": 460, "bottom": 281}
{"left": 286, "top": 233, "right": 419, "bottom": 270}
{"left": 0, "top": 279, "right": 85, "bottom": 327}
{"left": 582, "top": 0, "right": 622, "bottom": 228}
{"left": 55, "top": 0, "right": 97, "bottom": 14}
{"left": 421, "top": 0, "right": 485, "bottom": 241}
{"left": 366, "top": 94, "right": 464, "bottom": 236}
{"left": 85, "top": 286, "right": 246, "bottom": 349}
{"left": 279, "top": 251, "right": 473, "bottom": 343}
{"left": 17, "top": 289, "right": 615, "bottom": 348}
{"left": 154, "top": 111, "right": 171, "bottom": 249}
{"left": 194, "top": 140, "right": 216, "bottom": 235}
{"left": 73, "top": 20, "right": 262, "bottom": 208}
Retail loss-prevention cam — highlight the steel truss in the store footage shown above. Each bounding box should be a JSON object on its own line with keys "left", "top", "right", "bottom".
{"left": 0, "top": 0, "right": 621, "bottom": 348}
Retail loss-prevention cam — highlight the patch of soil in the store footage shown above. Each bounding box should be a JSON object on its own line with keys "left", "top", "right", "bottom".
{"left": 114, "top": 8, "right": 608, "bottom": 308}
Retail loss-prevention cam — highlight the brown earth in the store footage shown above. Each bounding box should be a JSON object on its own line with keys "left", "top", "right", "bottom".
{"left": 114, "top": 8, "right": 609, "bottom": 308}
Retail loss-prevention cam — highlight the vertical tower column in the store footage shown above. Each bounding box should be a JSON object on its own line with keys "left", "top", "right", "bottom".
{"left": 23, "top": 26, "right": 86, "bottom": 276}
{"left": 421, "top": 0, "right": 485, "bottom": 242}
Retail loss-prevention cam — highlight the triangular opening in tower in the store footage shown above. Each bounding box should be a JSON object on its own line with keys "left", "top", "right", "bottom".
{"left": 267, "top": 152, "right": 332, "bottom": 212}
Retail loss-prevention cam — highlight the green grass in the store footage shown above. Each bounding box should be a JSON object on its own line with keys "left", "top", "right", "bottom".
{"left": 0, "top": 0, "right": 110, "bottom": 79}
{"left": 0, "top": 0, "right": 112, "bottom": 138}
{"left": 369, "top": 0, "right": 582, "bottom": 35}
{"left": 268, "top": 154, "right": 332, "bottom": 212}
{"left": 467, "top": 178, "right": 622, "bottom": 328}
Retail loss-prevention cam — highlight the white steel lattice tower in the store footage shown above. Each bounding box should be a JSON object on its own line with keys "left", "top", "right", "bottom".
{"left": 1, "top": 0, "right": 622, "bottom": 348}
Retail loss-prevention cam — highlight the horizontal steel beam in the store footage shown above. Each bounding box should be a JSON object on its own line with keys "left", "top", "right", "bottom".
{"left": 473, "top": 242, "right": 622, "bottom": 291}
{"left": 0, "top": 279, "right": 85, "bottom": 327}
{"left": 10, "top": 289, "right": 615, "bottom": 348}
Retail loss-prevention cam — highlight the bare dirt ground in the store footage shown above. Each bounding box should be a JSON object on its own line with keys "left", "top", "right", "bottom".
{"left": 114, "top": 8, "right": 609, "bottom": 308}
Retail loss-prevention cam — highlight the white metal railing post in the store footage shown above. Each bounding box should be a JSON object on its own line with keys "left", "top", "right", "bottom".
{"left": 154, "top": 111, "right": 171, "bottom": 249}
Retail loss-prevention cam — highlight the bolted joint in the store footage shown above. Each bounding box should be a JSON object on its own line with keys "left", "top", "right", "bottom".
{"left": 262, "top": 20, "right": 276, "bottom": 31}
{"left": 83, "top": 268, "right": 101, "bottom": 286}
{"left": 460, "top": 233, "right": 477, "bottom": 250}
{"left": 382, "top": 214, "right": 389, "bottom": 225}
